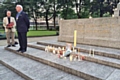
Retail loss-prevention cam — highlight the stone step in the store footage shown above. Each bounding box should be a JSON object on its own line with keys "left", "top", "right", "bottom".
{"left": 0, "top": 63, "right": 25, "bottom": 80}
{"left": 4, "top": 45, "right": 120, "bottom": 80}
{"left": 27, "top": 43, "right": 120, "bottom": 69}
{"left": 0, "top": 46, "right": 83, "bottom": 80}
{"left": 36, "top": 41, "right": 120, "bottom": 60}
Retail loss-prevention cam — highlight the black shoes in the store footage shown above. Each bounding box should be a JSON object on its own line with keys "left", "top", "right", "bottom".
{"left": 21, "top": 50, "right": 26, "bottom": 53}
{"left": 17, "top": 49, "right": 26, "bottom": 53}
{"left": 16, "top": 49, "right": 21, "bottom": 52}
{"left": 12, "top": 44, "right": 16, "bottom": 47}
{"left": 7, "top": 44, "right": 16, "bottom": 47}
{"left": 7, "top": 45, "right": 11, "bottom": 47}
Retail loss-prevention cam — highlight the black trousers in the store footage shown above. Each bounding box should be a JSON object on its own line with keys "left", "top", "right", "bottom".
{"left": 17, "top": 32, "right": 27, "bottom": 51}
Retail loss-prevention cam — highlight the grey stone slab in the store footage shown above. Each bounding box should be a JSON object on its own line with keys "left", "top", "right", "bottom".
{"left": 32, "top": 43, "right": 120, "bottom": 66}
{"left": 54, "top": 58, "right": 115, "bottom": 80}
{"left": 4, "top": 42, "right": 120, "bottom": 80}
{"left": 70, "top": 62, "right": 115, "bottom": 80}
{"left": 0, "top": 64, "right": 10, "bottom": 75}
{"left": 41, "top": 70, "right": 84, "bottom": 80}
{"left": 0, "top": 47, "right": 83, "bottom": 80}
{"left": 78, "top": 52, "right": 120, "bottom": 68}
{"left": 89, "top": 53, "right": 120, "bottom": 64}
{"left": 0, "top": 64, "right": 25, "bottom": 80}
{"left": 27, "top": 49, "right": 116, "bottom": 79}
{"left": 0, "top": 72, "right": 25, "bottom": 80}
{"left": 7, "top": 45, "right": 117, "bottom": 80}
{"left": 61, "top": 74, "right": 84, "bottom": 80}
{"left": 37, "top": 40, "right": 120, "bottom": 55}
{"left": 106, "top": 69, "right": 120, "bottom": 80}
{"left": 29, "top": 42, "right": 120, "bottom": 68}
{"left": 27, "top": 47, "right": 58, "bottom": 61}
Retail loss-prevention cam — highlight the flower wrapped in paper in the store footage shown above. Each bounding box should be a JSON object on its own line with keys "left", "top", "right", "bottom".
{"left": 6, "top": 22, "right": 14, "bottom": 29}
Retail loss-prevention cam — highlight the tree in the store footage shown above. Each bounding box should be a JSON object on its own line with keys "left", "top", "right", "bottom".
{"left": 57, "top": 0, "right": 75, "bottom": 19}
{"left": 26, "top": 0, "right": 43, "bottom": 30}
{"left": 90, "top": 0, "right": 119, "bottom": 17}
{"left": 61, "top": 8, "right": 77, "bottom": 19}
{"left": 0, "top": 4, "right": 5, "bottom": 21}
{"left": 1, "top": 0, "right": 17, "bottom": 18}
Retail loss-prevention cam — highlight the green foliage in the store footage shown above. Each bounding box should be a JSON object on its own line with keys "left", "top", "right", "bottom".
{"left": 0, "top": 0, "right": 119, "bottom": 22}
{"left": 61, "top": 8, "right": 77, "bottom": 19}
{"left": 103, "top": 12, "right": 111, "bottom": 17}
{"left": 0, "top": 0, "right": 17, "bottom": 20}
{"left": 90, "top": 0, "right": 119, "bottom": 17}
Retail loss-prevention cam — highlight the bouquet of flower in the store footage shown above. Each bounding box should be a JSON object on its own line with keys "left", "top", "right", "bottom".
{"left": 6, "top": 22, "right": 14, "bottom": 29}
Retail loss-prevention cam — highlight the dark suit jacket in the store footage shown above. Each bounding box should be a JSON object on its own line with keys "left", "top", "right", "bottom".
{"left": 16, "top": 11, "right": 30, "bottom": 32}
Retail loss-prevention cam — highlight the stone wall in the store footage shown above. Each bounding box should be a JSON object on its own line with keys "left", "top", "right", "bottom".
{"left": 58, "top": 17, "right": 120, "bottom": 49}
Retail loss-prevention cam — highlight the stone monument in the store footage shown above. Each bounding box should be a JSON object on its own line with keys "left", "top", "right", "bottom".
{"left": 58, "top": 17, "right": 120, "bottom": 49}
{"left": 114, "top": 2, "right": 120, "bottom": 17}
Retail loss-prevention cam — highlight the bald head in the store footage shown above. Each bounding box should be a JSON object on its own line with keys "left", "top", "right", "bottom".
{"left": 16, "top": 5, "right": 23, "bottom": 12}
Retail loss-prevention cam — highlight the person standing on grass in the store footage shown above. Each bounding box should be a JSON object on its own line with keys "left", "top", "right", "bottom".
{"left": 16, "top": 4, "right": 30, "bottom": 53}
{"left": 3, "top": 10, "right": 16, "bottom": 47}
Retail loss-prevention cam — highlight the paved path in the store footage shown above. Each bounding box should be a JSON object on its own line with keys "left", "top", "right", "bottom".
{"left": 0, "top": 63, "right": 25, "bottom": 80}
{"left": 0, "top": 36, "right": 59, "bottom": 80}
{"left": 1, "top": 36, "right": 120, "bottom": 80}
{"left": 0, "top": 36, "right": 58, "bottom": 46}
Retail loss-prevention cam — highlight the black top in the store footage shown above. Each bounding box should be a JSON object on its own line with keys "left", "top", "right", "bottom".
{"left": 8, "top": 17, "right": 10, "bottom": 24}
{"left": 7, "top": 17, "right": 11, "bottom": 29}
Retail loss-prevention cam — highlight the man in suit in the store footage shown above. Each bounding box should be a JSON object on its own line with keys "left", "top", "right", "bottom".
{"left": 16, "top": 5, "right": 30, "bottom": 53}
{"left": 3, "top": 10, "right": 16, "bottom": 47}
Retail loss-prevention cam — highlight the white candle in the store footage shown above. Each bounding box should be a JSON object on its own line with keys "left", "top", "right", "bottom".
{"left": 70, "top": 55, "right": 73, "bottom": 61}
{"left": 73, "top": 47, "right": 74, "bottom": 52}
{"left": 93, "top": 49, "right": 94, "bottom": 57}
{"left": 89, "top": 48, "right": 91, "bottom": 56}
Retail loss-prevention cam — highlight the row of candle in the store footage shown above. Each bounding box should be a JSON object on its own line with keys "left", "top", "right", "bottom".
{"left": 45, "top": 45, "right": 86, "bottom": 61}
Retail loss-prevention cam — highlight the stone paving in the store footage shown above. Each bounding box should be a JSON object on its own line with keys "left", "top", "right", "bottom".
{"left": 0, "top": 36, "right": 58, "bottom": 46}
{"left": 0, "top": 46, "right": 84, "bottom": 80}
{"left": 0, "top": 63, "right": 25, "bottom": 80}
{"left": 4, "top": 43, "right": 120, "bottom": 80}
{"left": 1, "top": 36, "right": 120, "bottom": 80}
{"left": 36, "top": 40, "right": 120, "bottom": 55}
{"left": 28, "top": 41, "right": 120, "bottom": 69}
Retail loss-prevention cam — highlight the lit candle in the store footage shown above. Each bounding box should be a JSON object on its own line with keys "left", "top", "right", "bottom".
{"left": 62, "top": 47, "right": 64, "bottom": 50}
{"left": 89, "top": 48, "right": 91, "bottom": 56}
{"left": 93, "top": 49, "right": 94, "bottom": 57}
{"left": 73, "top": 47, "right": 74, "bottom": 52}
{"left": 74, "top": 30, "right": 77, "bottom": 47}
{"left": 70, "top": 55, "right": 73, "bottom": 61}
{"left": 78, "top": 55, "right": 81, "bottom": 61}
{"left": 53, "top": 49, "right": 55, "bottom": 54}
{"left": 78, "top": 49, "right": 81, "bottom": 61}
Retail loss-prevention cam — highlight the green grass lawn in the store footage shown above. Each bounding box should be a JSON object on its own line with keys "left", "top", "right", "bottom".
{"left": 27, "top": 30, "right": 57, "bottom": 37}
{"left": 0, "top": 30, "right": 4, "bottom": 34}
{"left": 0, "top": 30, "right": 57, "bottom": 37}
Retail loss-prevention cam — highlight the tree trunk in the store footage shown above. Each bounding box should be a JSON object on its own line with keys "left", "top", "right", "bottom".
{"left": 64, "top": 5, "right": 68, "bottom": 19}
{"left": 34, "top": 18, "right": 38, "bottom": 30}
{"left": 75, "top": 0, "right": 81, "bottom": 19}
{"left": 46, "top": 9, "right": 49, "bottom": 30}
{"left": 53, "top": 0, "right": 56, "bottom": 29}
{"left": 100, "top": 2, "right": 103, "bottom": 17}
